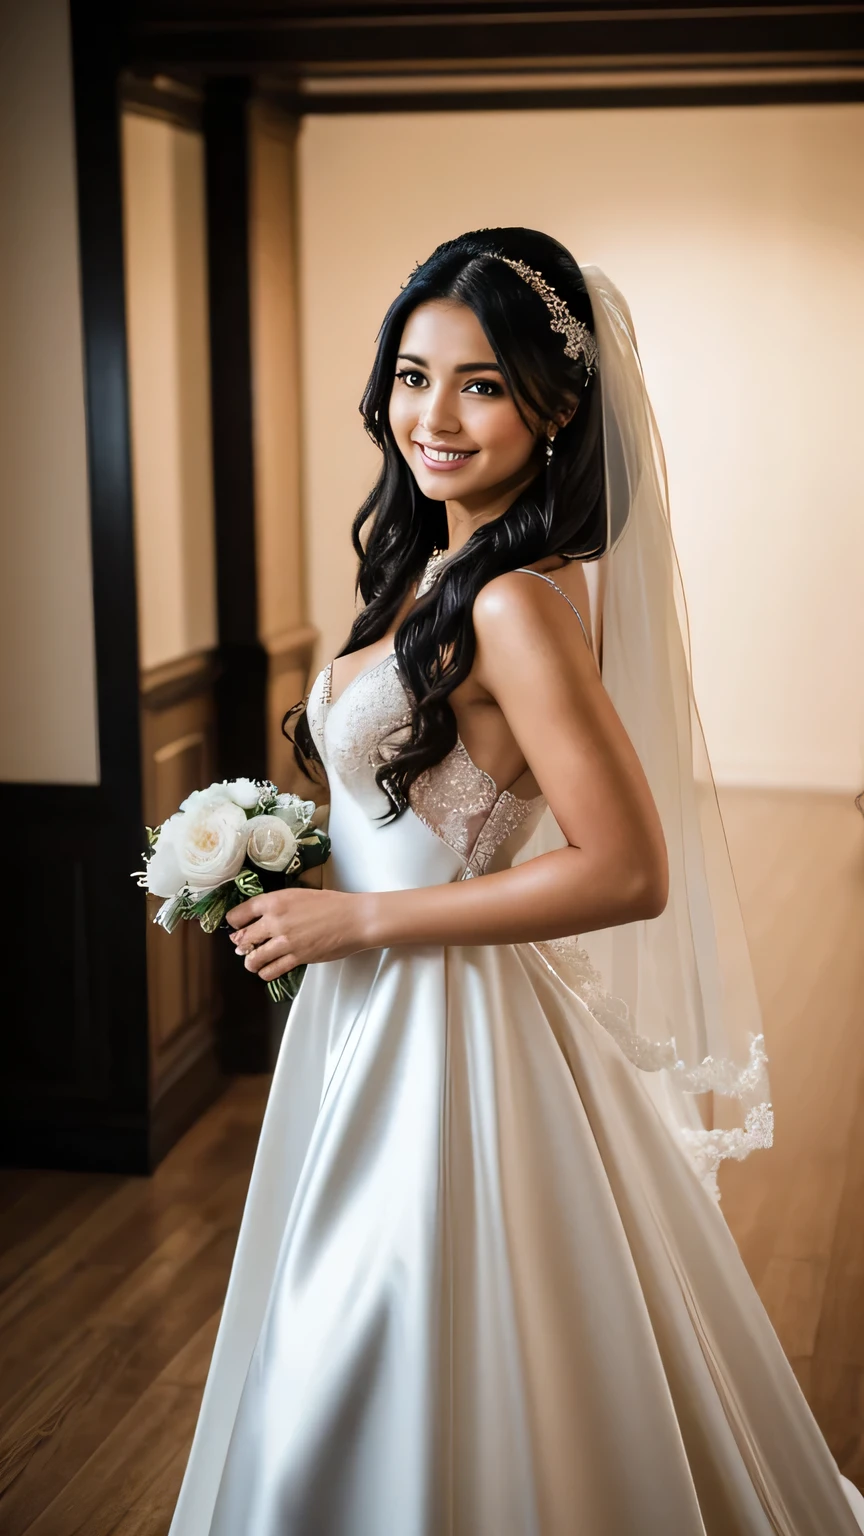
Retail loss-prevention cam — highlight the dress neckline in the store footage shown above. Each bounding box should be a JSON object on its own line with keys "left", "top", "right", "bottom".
{"left": 317, "top": 653, "right": 541, "bottom": 807}
{"left": 323, "top": 650, "right": 395, "bottom": 712}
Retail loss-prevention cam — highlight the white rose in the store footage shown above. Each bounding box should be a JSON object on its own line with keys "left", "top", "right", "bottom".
{"left": 222, "top": 777, "right": 265, "bottom": 810}
{"left": 273, "top": 793, "right": 316, "bottom": 834}
{"left": 145, "top": 814, "right": 186, "bottom": 898}
{"left": 179, "top": 782, "right": 234, "bottom": 814}
{"left": 177, "top": 800, "right": 250, "bottom": 892}
{"left": 247, "top": 814, "right": 299, "bottom": 873}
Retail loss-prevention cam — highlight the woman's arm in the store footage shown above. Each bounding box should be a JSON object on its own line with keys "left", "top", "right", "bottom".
{"left": 229, "top": 573, "right": 668, "bottom": 976}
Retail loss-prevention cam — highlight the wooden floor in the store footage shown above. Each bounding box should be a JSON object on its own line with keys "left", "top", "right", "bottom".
{"left": 719, "top": 788, "right": 864, "bottom": 1489}
{"left": 0, "top": 787, "right": 862, "bottom": 1534}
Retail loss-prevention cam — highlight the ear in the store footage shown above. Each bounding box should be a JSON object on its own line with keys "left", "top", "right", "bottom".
{"left": 545, "top": 403, "right": 579, "bottom": 441}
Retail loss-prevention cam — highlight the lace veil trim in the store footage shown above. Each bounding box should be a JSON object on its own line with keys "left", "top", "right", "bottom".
{"left": 532, "top": 935, "right": 774, "bottom": 1193}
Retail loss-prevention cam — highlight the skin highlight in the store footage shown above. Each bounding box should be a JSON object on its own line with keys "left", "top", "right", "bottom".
{"left": 228, "top": 300, "right": 668, "bottom": 978}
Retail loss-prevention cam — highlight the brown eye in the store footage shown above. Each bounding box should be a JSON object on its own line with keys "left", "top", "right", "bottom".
{"left": 464, "top": 379, "right": 502, "bottom": 397}
{"left": 395, "top": 369, "right": 426, "bottom": 388}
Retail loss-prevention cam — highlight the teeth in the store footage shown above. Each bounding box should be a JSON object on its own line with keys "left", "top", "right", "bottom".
{"left": 423, "top": 446, "right": 471, "bottom": 462}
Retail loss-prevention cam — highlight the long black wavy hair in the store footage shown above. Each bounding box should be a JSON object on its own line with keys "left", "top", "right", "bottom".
{"left": 286, "top": 226, "right": 606, "bottom": 813}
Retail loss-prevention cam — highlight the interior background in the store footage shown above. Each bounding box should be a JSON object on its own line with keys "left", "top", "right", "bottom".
{"left": 299, "top": 103, "right": 864, "bottom": 795}
{"left": 2, "top": 3, "right": 863, "bottom": 1518}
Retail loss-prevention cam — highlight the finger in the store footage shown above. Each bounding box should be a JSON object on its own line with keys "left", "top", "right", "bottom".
{"left": 227, "top": 896, "right": 262, "bottom": 930}
{"left": 259, "top": 953, "right": 299, "bottom": 982}
{"left": 244, "top": 937, "right": 290, "bottom": 974}
{"left": 233, "top": 916, "right": 273, "bottom": 952}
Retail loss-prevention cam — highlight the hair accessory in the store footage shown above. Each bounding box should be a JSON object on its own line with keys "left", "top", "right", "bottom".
{"left": 497, "top": 256, "right": 599, "bottom": 378}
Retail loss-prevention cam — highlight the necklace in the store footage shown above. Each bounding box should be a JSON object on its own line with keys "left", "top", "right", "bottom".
{"left": 416, "top": 546, "right": 449, "bottom": 598}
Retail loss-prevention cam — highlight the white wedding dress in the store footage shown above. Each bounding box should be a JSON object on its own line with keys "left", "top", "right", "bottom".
{"left": 169, "top": 614, "right": 864, "bottom": 1536}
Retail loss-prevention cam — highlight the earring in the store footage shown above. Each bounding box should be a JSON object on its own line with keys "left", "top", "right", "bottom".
{"left": 545, "top": 426, "right": 557, "bottom": 462}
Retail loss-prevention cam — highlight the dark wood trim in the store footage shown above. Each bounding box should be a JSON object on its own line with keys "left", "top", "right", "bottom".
{"left": 281, "top": 77, "right": 864, "bottom": 111}
{"left": 121, "top": 70, "right": 204, "bottom": 130}
{"left": 205, "top": 81, "right": 259, "bottom": 656}
{"left": 70, "top": 8, "right": 142, "bottom": 812}
{"left": 126, "top": 3, "right": 864, "bottom": 100}
{"left": 204, "top": 80, "right": 270, "bottom": 781}
{"left": 204, "top": 79, "right": 274, "bottom": 1072}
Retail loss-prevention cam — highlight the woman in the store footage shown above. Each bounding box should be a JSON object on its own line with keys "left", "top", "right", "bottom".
{"left": 169, "top": 229, "right": 864, "bottom": 1534}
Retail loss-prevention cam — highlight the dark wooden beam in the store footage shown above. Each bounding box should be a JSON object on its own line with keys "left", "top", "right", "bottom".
{"left": 203, "top": 79, "right": 274, "bottom": 1073}
{"left": 274, "top": 75, "right": 864, "bottom": 113}
{"left": 126, "top": 2, "right": 864, "bottom": 92}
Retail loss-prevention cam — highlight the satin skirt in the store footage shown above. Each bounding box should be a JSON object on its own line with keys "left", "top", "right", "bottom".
{"left": 169, "top": 941, "right": 864, "bottom": 1535}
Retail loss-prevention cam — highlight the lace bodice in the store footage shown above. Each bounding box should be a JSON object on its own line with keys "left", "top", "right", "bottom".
{"left": 306, "top": 651, "right": 546, "bottom": 884}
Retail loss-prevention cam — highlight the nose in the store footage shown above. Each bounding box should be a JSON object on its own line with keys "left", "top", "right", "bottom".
{"left": 419, "top": 382, "right": 461, "bottom": 438}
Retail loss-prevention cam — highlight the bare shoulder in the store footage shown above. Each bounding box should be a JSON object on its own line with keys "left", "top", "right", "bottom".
{"left": 472, "top": 568, "right": 547, "bottom": 633}
{"left": 472, "top": 561, "right": 591, "bottom": 648}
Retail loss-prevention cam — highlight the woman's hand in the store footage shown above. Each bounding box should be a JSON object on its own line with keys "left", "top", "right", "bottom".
{"left": 226, "top": 888, "right": 373, "bottom": 983}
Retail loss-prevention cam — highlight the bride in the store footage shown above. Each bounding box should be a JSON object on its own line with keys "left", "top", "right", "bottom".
{"left": 169, "top": 228, "right": 864, "bottom": 1534}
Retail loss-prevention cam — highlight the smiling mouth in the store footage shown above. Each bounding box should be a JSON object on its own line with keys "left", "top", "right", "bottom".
{"left": 417, "top": 444, "right": 477, "bottom": 466}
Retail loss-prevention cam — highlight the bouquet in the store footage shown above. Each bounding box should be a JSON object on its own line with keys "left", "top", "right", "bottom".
{"left": 134, "top": 778, "right": 330, "bottom": 1003}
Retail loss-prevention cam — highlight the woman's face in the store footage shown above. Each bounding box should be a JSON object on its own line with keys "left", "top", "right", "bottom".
{"left": 388, "top": 300, "right": 541, "bottom": 509}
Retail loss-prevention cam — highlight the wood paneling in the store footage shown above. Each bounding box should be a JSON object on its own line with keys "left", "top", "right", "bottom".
{"left": 139, "top": 653, "right": 225, "bottom": 1160}
{"left": 265, "top": 624, "right": 317, "bottom": 791}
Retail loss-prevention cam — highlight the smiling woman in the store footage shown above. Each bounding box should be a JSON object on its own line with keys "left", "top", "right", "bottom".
{"left": 283, "top": 231, "right": 606, "bottom": 818}
{"left": 392, "top": 306, "right": 534, "bottom": 490}
{"left": 167, "top": 229, "right": 864, "bottom": 1536}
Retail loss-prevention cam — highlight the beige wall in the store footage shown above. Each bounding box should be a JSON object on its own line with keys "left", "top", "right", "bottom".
{"left": 249, "top": 102, "right": 306, "bottom": 644}
{"left": 122, "top": 111, "right": 218, "bottom": 673}
{"left": 298, "top": 104, "right": 864, "bottom": 793}
{"left": 0, "top": 0, "right": 99, "bottom": 783}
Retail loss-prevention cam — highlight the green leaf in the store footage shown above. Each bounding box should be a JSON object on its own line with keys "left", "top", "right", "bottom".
{"left": 234, "top": 867, "right": 264, "bottom": 897}
{"left": 186, "top": 886, "right": 224, "bottom": 920}
{"left": 266, "top": 964, "right": 307, "bottom": 1005}
{"left": 297, "top": 830, "right": 331, "bottom": 872}
{"left": 222, "top": 885, "right": 246, "bottom": 916}
{"left": 199, "top": 891, "right": 231, "bottom": 934}
{"left": 153, "top": 893, "right": 187, "bottom": 934}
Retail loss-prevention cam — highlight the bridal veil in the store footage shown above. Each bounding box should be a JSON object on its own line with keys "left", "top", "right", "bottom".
{"left": 528, "top": 265, "right": 773, "bottom": 1194}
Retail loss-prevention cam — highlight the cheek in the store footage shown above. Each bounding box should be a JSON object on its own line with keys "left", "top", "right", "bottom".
{"left": 478, "top": 405, "right": 536, "bottom": 464}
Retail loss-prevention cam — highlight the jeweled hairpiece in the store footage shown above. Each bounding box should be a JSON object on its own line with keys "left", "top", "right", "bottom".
{"left": 496, "top": 256, "right": 599, "bottom": 378}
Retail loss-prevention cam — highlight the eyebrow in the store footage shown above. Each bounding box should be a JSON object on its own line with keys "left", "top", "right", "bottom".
{"left": 397, "top": 352, "right": 503, "bottom": 374}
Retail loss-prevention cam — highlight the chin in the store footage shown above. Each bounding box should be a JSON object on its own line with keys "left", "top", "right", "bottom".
{"left": 415, "top": 472, "right": 477, "bottom": 501}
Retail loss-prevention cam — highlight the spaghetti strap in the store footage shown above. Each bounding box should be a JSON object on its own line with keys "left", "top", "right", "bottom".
{"left": 513, "top": 567, "right": 592, "bottom": 652}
